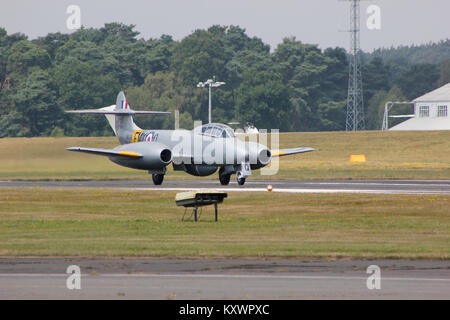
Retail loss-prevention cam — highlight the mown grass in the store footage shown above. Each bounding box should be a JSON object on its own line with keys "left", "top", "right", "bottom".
{"left": 0, "top": 130, "right": 449, "bottom": 180}
{"left": 0, "top": 188, "right": 448, "bottom": 259}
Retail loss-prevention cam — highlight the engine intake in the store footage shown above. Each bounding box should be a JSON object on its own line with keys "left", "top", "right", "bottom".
{"left": 160, "top": 149, "right": 172, "bottom": 164}
{"left": 258, "top": 148, "right": 272, "bottom": 166}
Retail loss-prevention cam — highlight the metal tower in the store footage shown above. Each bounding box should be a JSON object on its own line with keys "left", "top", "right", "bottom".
{"left": 345, "top": 0, "right": 365, "bottom": 131}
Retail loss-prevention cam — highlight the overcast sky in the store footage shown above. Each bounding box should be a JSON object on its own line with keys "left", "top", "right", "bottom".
{"left": 1, "top": 0, "right": 449, "bottom": 52}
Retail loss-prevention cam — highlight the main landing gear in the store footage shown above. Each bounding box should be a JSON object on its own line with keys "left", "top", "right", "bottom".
{"left": 152, "top": 173, "right": 164, "bottom": 185}
{"left": 219, "top": 167, "right": 231, "bottom": 185}
{"left": 150, "top": 168, "right": 167, "bottom": 185}
{"left": 218, "top": 166, "right": 248, "bottom": 186}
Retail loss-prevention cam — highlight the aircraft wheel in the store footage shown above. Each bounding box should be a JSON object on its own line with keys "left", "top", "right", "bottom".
{"left": 219, "top": 167, "right": 231, "bottom": 185}
{"left": 237, "top": 177, "right": 246, "bottom": 186}
{"left": 219, "top": 173, "right": 231, "bottom": 185}
{"left": 152, "top": 174, "right": 164, "bottom": 185}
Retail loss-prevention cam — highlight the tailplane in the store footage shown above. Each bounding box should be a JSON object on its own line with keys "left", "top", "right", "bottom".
{"left": 66, "top": 91, "right": 170, "bottom": 144}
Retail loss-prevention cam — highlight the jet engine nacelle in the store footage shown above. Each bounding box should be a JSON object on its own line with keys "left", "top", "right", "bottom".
{"left": 249, "top": 145, "right": 272, "bottom": 170}
{"left": 109, "top": 142, "right": 172, "bottom": 170}
{"left": 256, "top": 147, "right": 272, "bottom": 168}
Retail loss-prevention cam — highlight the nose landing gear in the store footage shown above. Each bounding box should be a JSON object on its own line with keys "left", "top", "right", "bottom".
{"left": 218, "top": 163, "right": 251, "bottom": 186}
{"left": 236, "top": 162, "right": 251, "bottom": 186}
{"left": 237, "top": 173, "right": 246, "bottom": 186}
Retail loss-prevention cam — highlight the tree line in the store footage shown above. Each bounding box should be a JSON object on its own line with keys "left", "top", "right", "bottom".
{"left": 0, "top": 23, "right": 449, "bottom": 137}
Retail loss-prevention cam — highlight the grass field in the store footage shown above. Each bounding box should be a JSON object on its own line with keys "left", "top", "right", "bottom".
{"left": 0, "top": 130, "right": 450, "bottom": 180}
{"left": 0, "top": 188, "right": 448, "bottom": 259}
{"left": 0, "top": 131, "right": 449, "bottom": 259}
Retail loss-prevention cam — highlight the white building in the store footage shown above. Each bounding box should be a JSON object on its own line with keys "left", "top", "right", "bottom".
{"left": 390, "top": 82, "right": 450, "bottom": 131}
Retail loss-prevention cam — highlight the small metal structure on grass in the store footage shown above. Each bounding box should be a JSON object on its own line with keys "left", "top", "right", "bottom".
{"left": 381, "top": 101, "right": 414, "bottom": 131}
{"left": 175, "top": 190, "right": 228, "bottom": 222}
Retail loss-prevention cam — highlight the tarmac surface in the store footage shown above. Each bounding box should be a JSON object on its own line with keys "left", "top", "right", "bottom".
{"left": 1, "top": 179, "right": 450, "bottom": 194}
{"left": 0, "top": 258, "right": 449, "bottom": 299}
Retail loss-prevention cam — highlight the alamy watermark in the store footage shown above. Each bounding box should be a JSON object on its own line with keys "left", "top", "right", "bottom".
{"left": 366, "top": 265, "right": 381, "bottom": 290}
{"left": 66, "top": 5, "right": 81, "bottom": 31}
{"left": 367, "top": 4, "right": 381, "bottom": 30}
{"left": 66, "top": 265, "right": 81, "bottom": 290}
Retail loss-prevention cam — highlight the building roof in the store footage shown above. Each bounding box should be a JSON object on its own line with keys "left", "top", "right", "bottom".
{"left": 390, "top": 116, "right": 450, "bottom": 131}
{"left": 413, "top": 83, "right": 450, "bottom": 102}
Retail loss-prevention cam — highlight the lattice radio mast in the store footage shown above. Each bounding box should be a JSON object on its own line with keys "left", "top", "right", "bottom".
{"left": 345, "top": 0, "right": 365, "bottom": 131}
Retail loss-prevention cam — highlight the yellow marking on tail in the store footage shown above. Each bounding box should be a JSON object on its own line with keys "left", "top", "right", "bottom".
{"left": 132, "top": 130, "right": 142, "bottom": 143}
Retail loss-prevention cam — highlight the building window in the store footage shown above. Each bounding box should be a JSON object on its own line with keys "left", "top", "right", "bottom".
{"left": 419, "top": 106, "right": 429, "bottom": 118}
{"left": 437, "top": 105, "right": 448, "bottom": 117}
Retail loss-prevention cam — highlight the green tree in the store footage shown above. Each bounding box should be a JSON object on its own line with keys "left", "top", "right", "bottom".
{"left": 32, "top": 32, "right": 69, "bottom": 60}
{"left": 395, "top": 63, "right": 440, "bottom": 100}
{"left": 100, "top": 34, "right": 173, "bottom": 87}
{"left": 439, "top": 58, "right": 450, "bottom": 86}
{"left": 210, "top": 25, "right": 269, "bottom": 56}
{"left": 365, "top": 40, "right": 450, "bottom": 67}
{"left": 272, "top": 37, "right": 332, "bottom": 130}
{"left": 1, "top": 69, "right": 62, "bottom": 137}
{"left": 321, "top": 47, "right": 348, "bottom": 102}
{"left": 54, "top": 58, "right": 120, "bottom": 136}
{"left": 362, "top": 57, "right": 391, "bottom": 103}
{"left": 235, "top": 69, "right": 291, "bottom": 131}
{"left": 3, "top": 24, "right": 450, "bottom": 137}
{"left": 100, "top": 23, "right": 140, "bottom": 43}
{"left": 126, "top": 72, "right": 199, "bottom": 129}
{"left": 171, "top": 29, "right": 228, "bottom": 85}
{"left": 318, "top": 100, "right": 346, "bottom": 131}
{"left": 6, "top": 40, "right": 51, "bottom": 77}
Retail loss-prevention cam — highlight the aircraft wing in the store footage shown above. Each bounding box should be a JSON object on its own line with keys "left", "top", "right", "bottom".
{"left": 272, "top": 147, "right": 317, "bottom": 157}
{"left": 67, "top": 147, "right": 142, "bottom": 158}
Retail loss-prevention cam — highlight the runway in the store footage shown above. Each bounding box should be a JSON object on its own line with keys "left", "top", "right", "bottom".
{"left": 1, "top": 179, "right": 450, "bottom": 194}
{"left": 0, "top": 258, "right": 449, "bottom": 299}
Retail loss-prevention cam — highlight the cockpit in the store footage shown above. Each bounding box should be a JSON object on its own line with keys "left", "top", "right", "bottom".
{"left": 197, "top": 123, "right": 236, "bottom": 138}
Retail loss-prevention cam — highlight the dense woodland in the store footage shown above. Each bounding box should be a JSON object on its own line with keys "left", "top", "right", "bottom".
{"left": 0, "top": 23, "right": 449, "bottom": 137}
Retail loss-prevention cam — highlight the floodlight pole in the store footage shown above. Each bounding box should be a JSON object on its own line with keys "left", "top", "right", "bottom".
{"left": 197, "top": 77, "right": 225, "bottom": 124}
{"left": 208, "top": 84, "right": 212, "bottom": 124}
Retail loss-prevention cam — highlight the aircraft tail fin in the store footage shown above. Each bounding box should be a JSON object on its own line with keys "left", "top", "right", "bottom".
{"left": 113, "top": 92, "right": 139, "bottom": 144}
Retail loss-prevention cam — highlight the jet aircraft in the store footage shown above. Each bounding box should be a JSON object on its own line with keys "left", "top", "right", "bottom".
{"left": 67, "top": 92, "right": 316, "bottom": 185}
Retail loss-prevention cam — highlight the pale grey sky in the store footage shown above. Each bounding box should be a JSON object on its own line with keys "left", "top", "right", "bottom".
{"left": 1, "top": 0, "right": 449, "bottom": 52}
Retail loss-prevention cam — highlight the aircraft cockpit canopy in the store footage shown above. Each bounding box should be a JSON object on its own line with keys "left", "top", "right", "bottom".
{"left": 198, "top": 123, "right": 236, "bottom": 138}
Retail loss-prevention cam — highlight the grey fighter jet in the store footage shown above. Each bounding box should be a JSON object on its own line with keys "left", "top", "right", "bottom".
{"left": 67, "top": 92, "right": 316, "bottom": 185}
